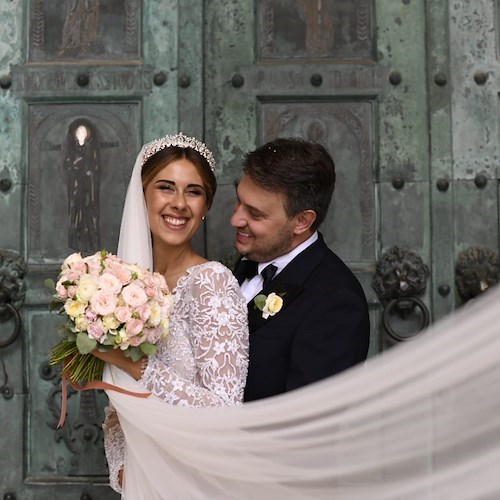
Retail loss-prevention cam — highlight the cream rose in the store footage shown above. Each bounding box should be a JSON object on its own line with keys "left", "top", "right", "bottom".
{"left": 64, "top": 299, "right": 86, "bottom": 319}
{"left": 262, "top": 292, "right": 284, "bottom": 319}
{"left": 102, "top": 314, "right": 120, "bottom": 331}
{"left": 76, "top": 274, "right": 99, "bottom": 302}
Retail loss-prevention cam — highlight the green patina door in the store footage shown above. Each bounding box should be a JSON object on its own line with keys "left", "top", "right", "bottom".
{"left": 0, "top": 1, "right": 498, "bottom": 498}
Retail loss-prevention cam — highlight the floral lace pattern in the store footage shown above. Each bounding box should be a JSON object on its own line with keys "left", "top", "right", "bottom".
{"left": 103, "top": 261, "right": 249, "bottom": 493}
{"left": 140, "top": 262, "right": 249, "bottom": 406}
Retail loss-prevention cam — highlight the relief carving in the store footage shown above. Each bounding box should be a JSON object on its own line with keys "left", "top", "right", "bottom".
{"left": 29, "top": 0, "right": 140, "bottom": 62}
{"left": 63, "top": 119, "right": 101, "bottom": 253}
{"left": 258, "top": 0, "right": 373, "bottom": 60}
{"left": 296, "top": 0, "right": 335, "bottom": 54}
{"left": 59, "top": 0, "right": 102, "bottom": 58}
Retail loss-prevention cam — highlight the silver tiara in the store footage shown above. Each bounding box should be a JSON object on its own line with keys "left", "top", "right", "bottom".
{"left": 142, "top": 132, "right": 216, "bottom": 171}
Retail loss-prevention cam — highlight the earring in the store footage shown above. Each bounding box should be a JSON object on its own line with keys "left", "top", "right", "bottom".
{"left": 202, "top": 216, "right": 206, "bottom": 221}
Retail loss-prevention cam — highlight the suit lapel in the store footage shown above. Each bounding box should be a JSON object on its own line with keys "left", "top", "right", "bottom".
{"left": 247, "top": 279, "right": 303, "bottom": 331}
{"left": 246, "top": 234, "right": 330, "bottom": 333}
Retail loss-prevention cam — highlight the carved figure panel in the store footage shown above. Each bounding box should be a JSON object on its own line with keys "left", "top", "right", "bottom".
{"left": 258, "top": 0, "right": 374, "bottom": 60}
{"left": 261, "top": 101, "right": 374, "bottom": 261}
{"left": 28, "top": 103, "right": 139, "bottom": 263}
{"left": 29, "top": 0, "right": 141, "bottom": 62}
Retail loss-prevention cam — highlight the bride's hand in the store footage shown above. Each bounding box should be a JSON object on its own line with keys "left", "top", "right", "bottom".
{"left": 92, "top": 349, "right": 144, "bottom": 381}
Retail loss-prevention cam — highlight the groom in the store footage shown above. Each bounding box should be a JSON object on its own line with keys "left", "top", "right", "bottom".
{"left": 231, "top": 137, "right": 370, "bottom": 402}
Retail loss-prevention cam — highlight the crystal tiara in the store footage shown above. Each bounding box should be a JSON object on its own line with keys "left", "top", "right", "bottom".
{"left": 142, "top": 132, "right": 216, "bottom": 171}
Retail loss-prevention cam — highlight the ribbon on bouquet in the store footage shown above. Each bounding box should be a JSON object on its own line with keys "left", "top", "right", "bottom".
{"left": 57, "top": 369, "right": 151, "bottom": 428}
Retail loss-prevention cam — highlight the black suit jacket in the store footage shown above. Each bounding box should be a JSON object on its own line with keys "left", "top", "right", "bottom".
{"left": 238, "top": 234, "right": 370, "bottom": 402}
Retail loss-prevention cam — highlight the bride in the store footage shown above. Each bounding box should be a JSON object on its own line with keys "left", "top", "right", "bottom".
{"left": 92, "top": 133, "right": 249, "bottom": 495}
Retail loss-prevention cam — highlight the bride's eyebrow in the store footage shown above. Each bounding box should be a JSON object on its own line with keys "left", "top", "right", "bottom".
{"left": 155, "top": 179, "right": 205, "bottom": 190}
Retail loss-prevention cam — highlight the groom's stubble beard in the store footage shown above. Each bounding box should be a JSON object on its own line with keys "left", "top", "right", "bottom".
{"left": 238, "top": 221, "right": 295, "bottom": 263}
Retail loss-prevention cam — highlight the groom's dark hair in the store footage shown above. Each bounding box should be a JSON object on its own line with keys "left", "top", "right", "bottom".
{"left": 243, "top": 137, "right": 336, "bottom": 231}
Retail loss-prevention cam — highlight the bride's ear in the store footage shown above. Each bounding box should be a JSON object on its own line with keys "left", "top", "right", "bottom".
{"left": 293, "top": 210, "right": 316, "bottom": 235}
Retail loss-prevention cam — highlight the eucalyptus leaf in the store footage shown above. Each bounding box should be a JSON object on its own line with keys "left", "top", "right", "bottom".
{"left": 44, "top": 279, "right": 56, "bottom": 292}
{"left": 140, "top": 342, "right": 158, "bottom": 356}
{"left": 127, "top": 347, "right": 143, "bottom": 362}
{"left": 76, "top": 332, "right": 97, "bottom": 354}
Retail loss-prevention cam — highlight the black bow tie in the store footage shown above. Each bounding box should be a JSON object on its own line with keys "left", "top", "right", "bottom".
{"left": 234, "top": 260, "right": 277, "bottom": 287}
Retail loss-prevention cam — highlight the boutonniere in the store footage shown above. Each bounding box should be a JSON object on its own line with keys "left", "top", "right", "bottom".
{"left": 254, "top": 292, "right": 285, "bottom": 319}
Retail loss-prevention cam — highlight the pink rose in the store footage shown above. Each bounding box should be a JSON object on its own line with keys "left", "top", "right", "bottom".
{"left": 122, "top": 283, "right": 148, "bottom": 308}
{"left": 67, "top": 285, "right": 77, "bottom": 299}
{"left": 61, "top": 252, "right": 83, "bottom": 271}
{"left": 90, "top": 289, "right": 117, "bottom": 316}
{"left": 85, "top": 307, "right": 98, "bottom": 321}
{"left": 65, "top": 269, "right": 83, "bottom": 283}
{"left": 88, "top": 319, "right": 106, "bottom": 340}
{"left": 55, "top": 282, "right": 68, "bottom": 300}
{"left": 87, "top": 261, "right": 102, "bottom": 277}
{"left": 98, "top": 272, "right": 122, "bottom": 295}
{"left": 126, "top": 318, "right": 144, "bottom": 337}
{"left": 136, "top": 303, "right": 151, "bottom": 322}
{"left": 114, "top": 306, "right": 132, "bottom": 323}
{"left": 108, "top": 265, "right": 133, "bottom": 285}
{"left": 87, "top": 319, "right": 106, "bottom": 340}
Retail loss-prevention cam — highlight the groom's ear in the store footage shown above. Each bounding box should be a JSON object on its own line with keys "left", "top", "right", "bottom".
{"left": 293, "top": 210, "right": 316, "bottom": 235}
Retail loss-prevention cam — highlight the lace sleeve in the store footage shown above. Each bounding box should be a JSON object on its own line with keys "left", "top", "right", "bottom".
{"left": 139, "top": 263, "right": 249, "bottom": 407}
{"left": 102, "top": 404, "right": 124, "bottom": 493}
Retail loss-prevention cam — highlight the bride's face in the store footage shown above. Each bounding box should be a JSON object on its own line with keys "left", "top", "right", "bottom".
{"left": 144, "top": 158, "right": 208, "bottom": 249}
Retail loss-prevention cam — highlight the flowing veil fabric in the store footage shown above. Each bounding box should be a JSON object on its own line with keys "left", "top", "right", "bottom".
{"left": 116, "top": 143, "right": 153, "bottom": 271}
{"left": 105, "top": 284, "right": 500, "bottom": 500}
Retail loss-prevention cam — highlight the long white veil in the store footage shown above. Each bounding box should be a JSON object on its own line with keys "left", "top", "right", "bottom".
{"left": 106, "top": 283, "right": 500, "bottom": 499}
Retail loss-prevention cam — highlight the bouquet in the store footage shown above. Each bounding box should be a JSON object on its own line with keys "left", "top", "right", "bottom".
{"left": 47, "top": 250, "right": 173, "bottom": 383}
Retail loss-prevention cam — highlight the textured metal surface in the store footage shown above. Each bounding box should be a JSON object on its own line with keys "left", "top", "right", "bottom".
{"left": 1, "top": 0, "right": 499, "bottom": 496}
{"left": 27, "top": 103, "right": 139, "bottom": 263}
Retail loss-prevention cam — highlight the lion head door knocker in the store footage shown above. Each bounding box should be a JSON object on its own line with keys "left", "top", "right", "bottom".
{"left": 455, "top": 247, "right": 500, "bottom": 303}
{"left": 0, "top": 249, "right": 27, "bottom": 399}
{"left": 372, "top": 246, "right": 430, "bottom": 341}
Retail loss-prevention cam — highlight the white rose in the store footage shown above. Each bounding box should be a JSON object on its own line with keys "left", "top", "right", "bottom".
{"left": 262, "top": 293, "right": 284, "bottom": 319}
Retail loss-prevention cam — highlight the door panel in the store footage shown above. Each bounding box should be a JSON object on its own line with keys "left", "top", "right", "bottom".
{"left": 1, "top": 0, "right": 190, "bottom": 497}
{"left": 204, "top": 0, "right": 429, "bottom": 352}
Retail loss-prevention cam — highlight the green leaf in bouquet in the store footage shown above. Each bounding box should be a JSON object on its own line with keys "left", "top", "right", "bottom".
{"left": 49, "top": 300, "right": 65, "bottom": 313}
{"left": 44, "top": 279, "right": 56, "bottom": 293}
{"left": 101, "top": 335, "right": 117, "bottom": 346}
{"left": 140, "top": 342, "right": 158, "bottom": 356}
{"left": 76, "top": 332, "right": 98, "bottom": 354}
{"left": 126, "top": 346, "right": 144, "bottom": 362}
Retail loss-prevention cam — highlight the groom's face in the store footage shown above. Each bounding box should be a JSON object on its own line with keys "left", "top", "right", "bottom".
{"left": 231, "top": 174, "right": 296, "bottom": 262}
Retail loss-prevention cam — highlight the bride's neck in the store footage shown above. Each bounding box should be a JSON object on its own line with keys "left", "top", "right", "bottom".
{"left": 152, "top": 242, "right": 205, "bottom": 288}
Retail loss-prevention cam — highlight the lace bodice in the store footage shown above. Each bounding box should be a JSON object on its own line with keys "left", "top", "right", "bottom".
{"left": 103, "top": 261, "right": 249, "bottom": 493}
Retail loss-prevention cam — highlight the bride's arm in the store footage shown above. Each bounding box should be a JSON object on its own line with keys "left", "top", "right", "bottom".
{"left": 140, "top": 266, "right": 249, "bottom": 407}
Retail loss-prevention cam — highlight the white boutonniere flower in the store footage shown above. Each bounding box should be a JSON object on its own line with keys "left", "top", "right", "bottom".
{"left": 254, "top": 292, "right": 285, "bottom": 319}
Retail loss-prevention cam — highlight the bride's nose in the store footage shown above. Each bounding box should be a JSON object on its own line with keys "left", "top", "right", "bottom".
{"left": 171, "top": 190, "right": 187, "bottom": 210}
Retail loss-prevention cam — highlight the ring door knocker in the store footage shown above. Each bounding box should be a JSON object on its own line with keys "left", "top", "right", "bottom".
{"left": 0, "top": 249, "right": 27, "bottom": 398}
{"left": 372, "top": 246, "right": 430, "bottom": 342}
{"left": 455, "top": 246, "right": 500, "bottom": 304}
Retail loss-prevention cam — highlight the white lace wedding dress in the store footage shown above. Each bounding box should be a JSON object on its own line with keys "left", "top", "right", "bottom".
{"left": 102, "top": 261, "right": 249, "bottom": 495}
